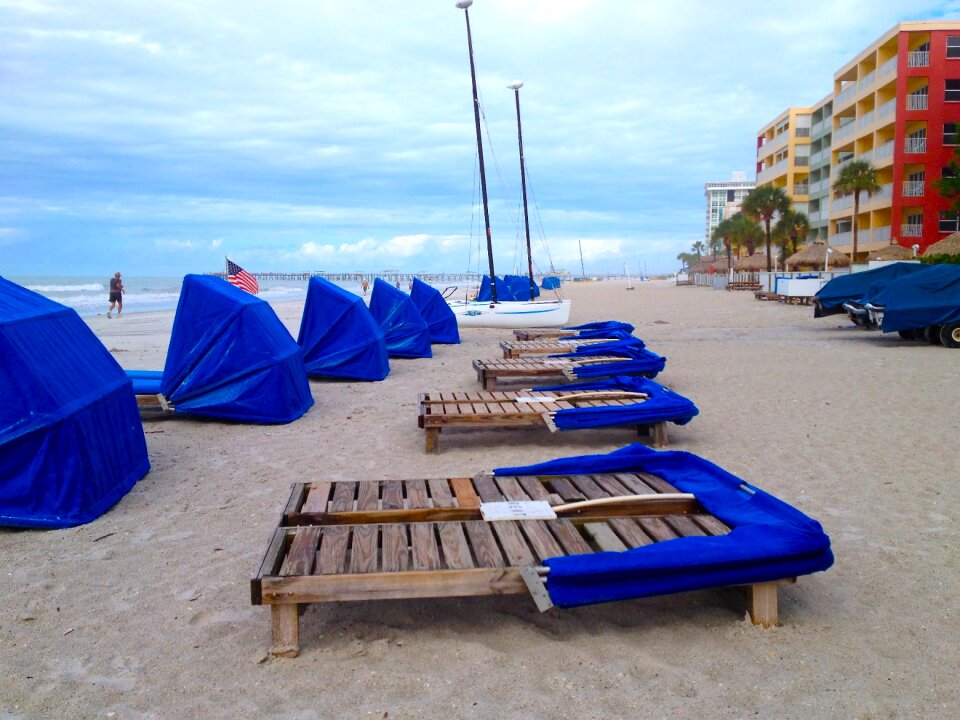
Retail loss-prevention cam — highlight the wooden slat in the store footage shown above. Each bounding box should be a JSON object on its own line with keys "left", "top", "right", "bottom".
{"left": 283, "top": 483, "right": 309, "bottom": 516}
{"left": 693, "top": 514, "right": 732, "bottom": 536}
{"left": 410, "top": 524, "right": 441, "bottom": 570}
{"left": 450, "top": 477, "right": 481, "bottom": 508}
{"left": 547, "top": 519, "right": 593, "bottom": 555}
{"left": 279, "top": 526, "right": 322, "bottom": 576}
{"left": 636, "top": 517, "right": 679, "bottom": 542}
{"left": 405, "top": 479, "right": 430, "bottom": 508}
{"left": 636, "top": 471, "right": 681, "bottom": 494}
{"left": 473, "top": 474, "right": 505, "bottom": 502}
{"left": 301, "top": 482, "right": 332, "bottom": 513}
{"left": 427, "top": 478, "right": 456, "bottom": 508}
{"left": 609, "top": 518, "right": 655, "bottom": 547}
{"left": 568, "top": 474, "right": 608, "bottom": 500}
{"left": 380, "top": 523, "right": 409, "bottom": 572}
{"left": 583, "top": 522, "right": 628, "bottom": 552}
{"left": 491, "top": 522, "right": 536, "bottom": 566}
{"left": 592, "top": 474, "right": 634, "bottom": 497}
{"left": 317, "top": 526, "right": 350, "bottom": 575}
{"left": 545, "top": 476, "right": 586, "bottom": 502}
{"left": 494, "top": 476, "right": 533, "bottom": 502}
{"left": 355, "top": 482, "right": 380, "bottom": 511}
{"left": 329, "top": 481, "right": 356, "bottom": 512}
{"left": 438, "top": 522, "right": 474, "bottom": 569}
{"left": 463, "top": 521, "right": 506, "bottom": 567}
{"left": 519, "top": 521, "right": 564, "bottom": 561}
{"left": 381, "top": 480, "right": 404, "bottom": 510}
{"left": 665, "top": 515, "right": 707, "bottom": 537}
{"left": 516, "top": 475, "right": 553, "bottom": 502}
{"left": 349, "top": 525, "right": 379, "bottom": 574}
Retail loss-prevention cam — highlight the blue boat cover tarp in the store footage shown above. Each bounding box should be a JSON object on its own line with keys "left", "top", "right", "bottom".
{"left": 475, "top": 275, "right": 516, "bottom": 302}
{"left": 552, "top": 348, "right": 667, "bottom": 379}
{"left": 869, "top": 264, "right": 960, "bottom": 332}
{"left": 557, "top": 338, "right": 646, "bottom": 357}
{"left": 369, "top": 278, "right": 432, "bottom": 358}
{"left": 298, "top": 277, "right": 389, "bottom": 380}
{"left": 494, "top": 444, "right": 834, "bottom": 608}
{"left": 159, "top": 275, "right": 313, "bottom": 423}
{"left": 504, "top": 274, "right": 540, "bottom": 300}
{"left": 0, "top": 277, "right": 150, "bottom": 528}
{"left": 531, "top": 376, "right": 698, "bottom": 430}
{"left": 410, "top": 278, "right": 460, "bottom": 344}
{"left": 814, "top": 262, "right": 929, "bottom": 316}
{"left": 566, "top": 320, "right": 635, "bottom": 337}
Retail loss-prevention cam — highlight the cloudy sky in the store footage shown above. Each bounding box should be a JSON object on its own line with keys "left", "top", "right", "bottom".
{"left": 3, "top": 0, "right": 960, "bottom": 277}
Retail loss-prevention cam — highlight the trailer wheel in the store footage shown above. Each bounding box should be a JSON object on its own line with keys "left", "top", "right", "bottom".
{"left": 898, "top": 329, "right": 919, "bottom": 340}
{"left": 925, "top": 325, "right": 943, "bottom": 345}
{"left": 939, "top": 322, "right": 960, "bottom": 348}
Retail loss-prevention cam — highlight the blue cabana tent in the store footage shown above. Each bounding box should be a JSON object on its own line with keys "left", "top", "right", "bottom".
{"left": 868, "top": 264, "right": 960, "bottom": 333}
{"left": 409, "top": 278, "right": 460, "bottom": 344}
{"left": 129, "top": 275, "right": 313, "bottom": 424}
{"left": 495, "top": 444, "right": 833, "bottom": 608}
{"left": 368, "top": 278, "right": 432, "bottom": 358}
{"left": 814, "top": 262, "right": 930, "bottom": 316}
{"left": 531, "top": 375, "right": 698, "bottom": 430}
{"left": 475, "top": 275, "right": 516, "bottom": 302}
{"left": 298, "top": 277, "right": 389, "bottom": 380}
{"left": 0, "top": 277, "right": 150, "bottom": 528}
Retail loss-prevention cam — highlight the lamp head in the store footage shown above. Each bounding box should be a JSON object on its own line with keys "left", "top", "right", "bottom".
{"left": 507, "top": 81, "right": 523, "bottom": 90}
{"left": 455, "top": 0, "right": 473, "bottom": 8}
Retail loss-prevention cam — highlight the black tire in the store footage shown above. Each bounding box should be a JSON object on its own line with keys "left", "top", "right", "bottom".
{"left": 925, "top": 325, "right": 943, "bottom": 345}
{"left": 940, "top": 322, "right": 960, "bottom": 348}
{"left": 898, "top": 329, "right": 919, "bottom": 340}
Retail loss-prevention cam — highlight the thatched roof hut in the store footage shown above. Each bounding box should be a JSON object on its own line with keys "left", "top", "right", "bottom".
{"left": 785, "top": 242, "right": 850, "bottom": 270}
{"left": 734, "top": 252, "right": 777, "bottom": 271}
{"left": 868, "top": 243, "right": 915, "bottom": 261}
{"left": 922, "top": 231, "right": 960, "bottom": 257}
{"left": 689, "top": 255, "right": 729, "bottom": 273}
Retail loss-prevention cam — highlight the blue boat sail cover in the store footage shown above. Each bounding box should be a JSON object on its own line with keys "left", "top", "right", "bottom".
{"left": 504, "top": 274, "right": 540, "bottom": 300}
{"left": 494, "top": 444, "right": 834, "bottom": 607}
{"left": 475, "top": 275, "right": 516, "bottom": 302}
{"left": 531, "top": 375, "right": 698, "bottom": 430}
{"left": 157, "top": 275, "right": 313, "bottom": 423}
{"left": 814, "top": 262, "right": 929, "bottom": 316}
{"left": 409, "top": 278, "right": 460, "bottom": 344}
{"left": 0, "top": 277, "right": 150, "bottom": 527}
{"left": 368, "top": 278, "right": 432, "bottom": 358}
{"left": 565, "top": 320, "right": 635, "bottom": 337}
{"left": 868, "top": 264, "right": 960, "bottom": 332}
{"left": 298, "top": 277, "right": 390, "bottom": 380}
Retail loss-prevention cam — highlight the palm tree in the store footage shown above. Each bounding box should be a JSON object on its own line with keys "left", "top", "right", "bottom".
{"left": 712, "top": 218, "right": 735, "bottom": 275}
{"left": 729, "top": 212, "right": 763, "bottom": 257}
{"left": 774, "top": 209, "right": 810, "bottom": 256}
{"left": 832, "top": 160, "right": 881, "bottom": 262}
{"left": 691, "top": 240, "right": 706, "bottom": 260}
{"left": 742, "top": 186, "right": 791, "bottom": 272}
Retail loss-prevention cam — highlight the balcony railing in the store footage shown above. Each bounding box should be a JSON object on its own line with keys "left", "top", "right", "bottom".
{"left": 833, "top": 194, "right": 854, "bottom": 212}
{"left": 812, "top": 119, "right": 826, "bottom": 136}
{"left": 877, "top": 98, "right": 896, "bottom": 119}
{"left": 858, "top": 69, "right": 876, "bottom": 92}
{"left": 872, "top": 225, "right": 892, "bottom": 243}
{"left": 794, "top": 156, "right": 810, "bottom": 166}
{"left": 836, "top": 84, "right": 857, "bottom": 106}
{"left": 874, "top": 140, "right": 894, "bottom": 160}
{"left": 907, "top": 93, "right": 929, "bottom": 111}
{"left": 907, "top": 51, "right": 930, "bottom": 68}
{"left": 793, "top": 183, "right": 810, "bottom": 195}
{"left": 903, "top": 180, "right": 925, "bottom": 197}
{"left": 901, "top": 224, "right": 924, "bottom": 237}
{"left": 835, "top": 122, "right": 856, "bottom": 141}
{"left": 858, "top": 110, "right": 875, "bottom": 129}
{"left": 795, "top": 127, "right": 811, "bottom": 137}
{"left": 878, "top": 56, "right": 897, "bottom": 77}
{"left": 905, "top": 137, "right": 927, "bottom": 153}
{"left": 832, "top": 230, "right": 852, "bottom": 245}
{"left": 808, "top": 210, "right": 823, "bottom": 223}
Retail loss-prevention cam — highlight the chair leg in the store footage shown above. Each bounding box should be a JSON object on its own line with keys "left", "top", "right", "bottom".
{"left": 425, "top": 427, "right": 441, "bottom": 454}
{"left": 652, "top": 422, "right": 668, "bottom": 448}
{"left": 747, "top": 582, "right": 779, "bottom": 627}
{"left": 270, "top": 603, "right": 301, "bottom": 657}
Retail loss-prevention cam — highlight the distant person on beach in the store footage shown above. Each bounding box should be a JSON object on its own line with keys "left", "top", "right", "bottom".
{"left": 107, "top": 272, "right": 124, "bottom": 318}
{"left": 361, "top": 279, "right": 369, "bottom": 296}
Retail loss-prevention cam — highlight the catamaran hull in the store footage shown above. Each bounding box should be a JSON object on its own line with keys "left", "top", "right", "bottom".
{"left": 449, "top": 300, "right": 572, "bottom": 328}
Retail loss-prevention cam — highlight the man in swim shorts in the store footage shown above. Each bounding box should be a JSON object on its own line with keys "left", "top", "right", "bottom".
{"left": 107, "top": 271, "right": 124, "bottom": 318}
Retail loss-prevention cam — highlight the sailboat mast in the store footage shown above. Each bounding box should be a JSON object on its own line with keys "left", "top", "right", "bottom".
{"left": 508, "top": 81, "right": 536, "bottom": 301}
{"left": 456, "top": 0, "right": 497, "bottom": 303}
{"left": 579, "top": 239, "right": 586, "bottom": 278}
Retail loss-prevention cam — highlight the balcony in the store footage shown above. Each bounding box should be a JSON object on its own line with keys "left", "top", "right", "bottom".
{"left": 874, "top": 140, "right": 894, "bottom": 161}
{"left": 858, "top": 69, "right": 876, "bottom": 93}
{"left": 903, "top": 180, "right": 925, "bottom": 197}
{"left": 901, "top": 224, "right": 924, "bottom": 237}
{"left": 904, "top": 137, "right": 927, "bottom": 153}
{"left": 812, "top": 119, "right": 826, "bottom": 136}
{"left": 832, "top": 230, "right": 852, "bottom": 245}
{"left": 872, "top": 225, "right": 892, "bottom": 243}
{"left": 836, "top": 84, "right": 857, "bottom": 107}
{"left": 878, "top": 56, "right": 897, "bottom": 78}
{"left": 794, "top": 156, "right": 810, "bottom": 167}
{"left": 833, "top": 194, "right": 854, "bottom": 212}
{"left": 908, "top": 51, "right": 930, "bottom": 68}
{"left": 907, "top": 93, "right": 929, "bottom": 111}
{"left": 793, "top": 182, "right": 810, "bottom": 195}
{"left": 876, "top": 98, "right": 896, "bottom": 119}
{"left": 835, "top": 122, "right": 856, "bottom": 141}
{"left": 808, "top": 210, "right": 823, "bottom": 223}
{"left": 858, "top": 110, "right": 875, "bottom": 129}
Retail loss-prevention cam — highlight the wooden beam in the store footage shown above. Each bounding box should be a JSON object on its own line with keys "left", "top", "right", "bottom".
{"left": 270, "top": 604, "right": 300, "bottom": 658}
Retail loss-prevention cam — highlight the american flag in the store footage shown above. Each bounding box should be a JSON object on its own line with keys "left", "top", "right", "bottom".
{"left": 226, "top": 259, "right": 259, "bottom": 295}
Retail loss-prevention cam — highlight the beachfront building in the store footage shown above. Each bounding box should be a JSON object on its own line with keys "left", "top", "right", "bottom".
{"left": 755, "top": 21, "right": 960, "bottom": 258}
{"left": 704, "top": 172, "right": 754, "bottom": 246}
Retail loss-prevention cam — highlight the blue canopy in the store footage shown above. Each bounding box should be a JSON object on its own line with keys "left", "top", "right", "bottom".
{"left": 566, "top": 320, "right": 635, "bottom": 337}
{"left": 552, "top": 348, "right": 667, "bottom": 380}
{"left": 504, "top": 274, "right": 540, "bottom": 300}
{"left": 814, "top": 262, "right": 929, "bottom": 316}
{"left": 494, "top": 444, "right": 833, "bottom": 608}
{"left": 868, "top": 264, "right": 960, "bottom": 333}
{"left": 475, "top": 275, "right": 516, "bottom": 302}
{"left": 149, "top": 275, "right": 313, "bottom": 423}
{"left": 298, "top": 277, "right": 390, "bottom": 380}
{"left": 532, "top": 375, "right": 698, "bottom": 430}
{"left": 410, "top": 278, "right": 460, "bottom": 344}
{"left": 368, "top": 278, "right": 432, "bottom": 358}
{"left": 0, "top": 277, "right": 150, "bottom": 528}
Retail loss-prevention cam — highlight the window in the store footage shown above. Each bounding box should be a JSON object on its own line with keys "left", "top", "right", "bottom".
{"left": 943, "top": 166, "right": 958, "bottom": 179}
{"left": 945, "top": 123, "right": 959, "bottom": 144}
{"left": 906, "top": 213, "right": 923, "bottom": 226}
{"left": 939, "top": 212, "right": 960, "bottom": 232}
{"left": 946, "top": 79, "right": 960, "bottom": 102}
{"left": 948, "top": 36, "right": 960, "bottom": 58}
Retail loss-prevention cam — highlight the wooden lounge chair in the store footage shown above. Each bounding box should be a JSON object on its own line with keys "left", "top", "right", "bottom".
{"left": 500, "top": 338, "right": 618, "bottom": 359}
{"left": 417, "top": 389, "right": 671, "bottom": 452}
{"left": 513, "top": 328, "right": 580, "bottom": 341}
{"left": 251, "top": 469, "right": 795, "bottom": 657}
{"left": 472, "top": 355, "right": 626, "bottom": 390}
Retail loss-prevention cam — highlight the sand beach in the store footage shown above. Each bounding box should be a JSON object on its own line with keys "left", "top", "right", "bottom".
{"left": 1, "top": 279, "right": 958, "bottom": 719}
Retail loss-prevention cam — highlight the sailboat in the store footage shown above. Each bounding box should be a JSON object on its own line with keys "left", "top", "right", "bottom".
{"left": 448, "top": 0, "right": 571, "bottom": 329}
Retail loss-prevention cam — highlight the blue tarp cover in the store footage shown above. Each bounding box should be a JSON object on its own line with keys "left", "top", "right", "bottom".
{"left": 566, "top": 320, "right": 636, "bottom": 337}
{"left": 368, "top": 278, "right": 432, "bottom": 358}
{"left": 558, "top": 338, "right": 646, "bottom": 357}
{"left": 814, "top": 262, "right": 929, "bottom": 316}
{"left": 532, "top": 375, "right": 698, "bottom": 430}
{"left": 504, "top": 274, "right": 540, "bottom": 300}
{"left": 158, "top": 275, "right": 313, "bottom": 423}
{"left": 298, "top": 277, "right": 389, "bottom": 380}
{"left": 410, "top": 278, "right": 460, "bottom": 344}
{"left": 127, "top": 369, "right": 163, "bottom": 395}
{"left": 869, "top": 264, "right": 960, "bottom": 332}
{"left": 494, "top": 444, "right": 833, "bottom": 607}
{"left": 475, "top": 275, "right": 516, "bottom": 302}
{"left": 552, "top": 348, "right": 666, "bottom": 379}
{"left": 0, "top": 277, "right": 150, "bottom": 528}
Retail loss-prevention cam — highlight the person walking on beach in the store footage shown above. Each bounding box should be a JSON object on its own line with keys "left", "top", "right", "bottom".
{"left": 361, "top": 279, "right": 369, "bottom": 296}
{"left": 107, "top": 272, "right": 124, "bottom": 318}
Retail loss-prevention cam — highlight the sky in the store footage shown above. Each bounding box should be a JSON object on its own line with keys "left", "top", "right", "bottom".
{"left": 3, "top": 0, "right": 960, "bottom": 277}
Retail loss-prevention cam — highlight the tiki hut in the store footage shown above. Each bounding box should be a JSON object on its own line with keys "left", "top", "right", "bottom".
{"left": 922, "top": 231, "right": 960, "bottom": 258}
{"left": 785, "top": 242, "right": 850, "bottom": 271}
{"left": 688, "top": 255, "right": 729, "bottom": 274}
{"left": 867, "top": 243, "right": 916, "bottom": 261}
{"left": 734, "top": 252, "right": 778, "bottom": 272}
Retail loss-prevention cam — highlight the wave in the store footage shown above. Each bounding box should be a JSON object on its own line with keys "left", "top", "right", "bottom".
{"left": 27, "top": 283, "right": 105, "bottom": 292}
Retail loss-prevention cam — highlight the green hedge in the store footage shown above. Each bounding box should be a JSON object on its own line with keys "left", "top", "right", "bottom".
{"left": 920, "top": 254, "right": 960, "bottom": 265}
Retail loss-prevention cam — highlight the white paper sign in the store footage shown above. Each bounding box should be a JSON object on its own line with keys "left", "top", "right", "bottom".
{"left": 479, "top": 501, "right": 557, "bottom": 521}
{"left": 515, "top": 396, "right": 556, "bottom": 404}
